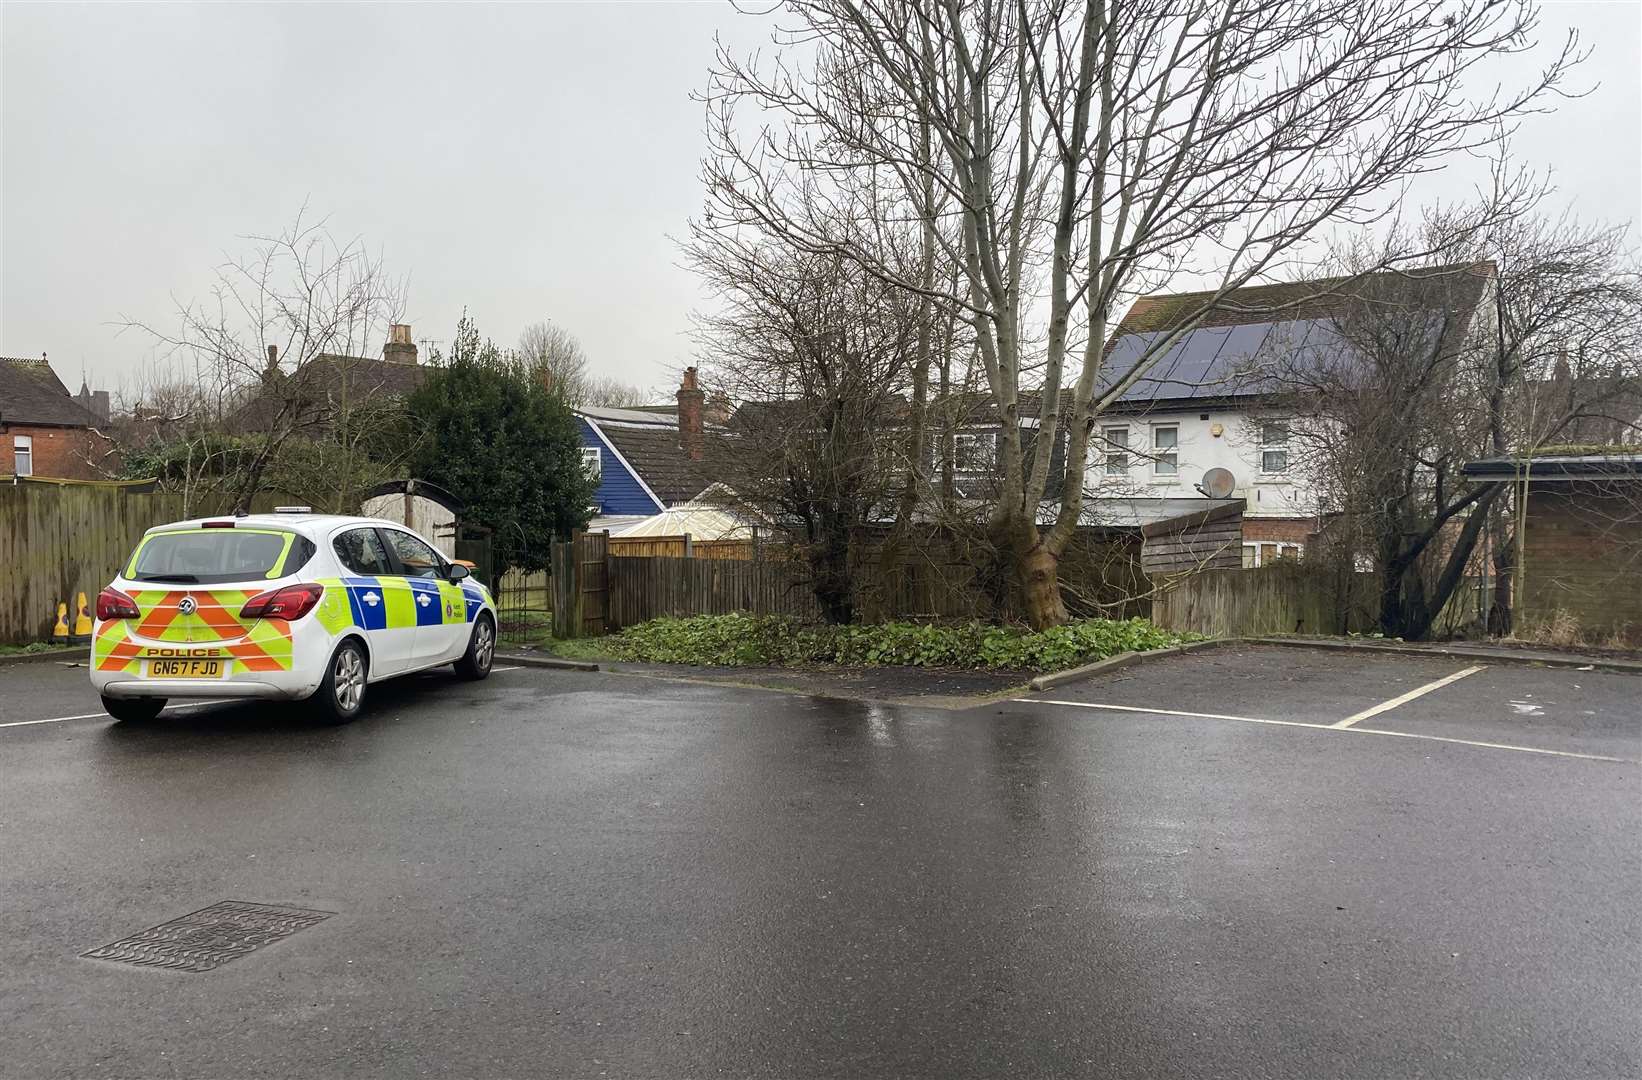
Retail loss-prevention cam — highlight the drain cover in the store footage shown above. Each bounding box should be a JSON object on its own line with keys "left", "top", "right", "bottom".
{"left": 83, "top": 900, "right": 333, "bottom": 973}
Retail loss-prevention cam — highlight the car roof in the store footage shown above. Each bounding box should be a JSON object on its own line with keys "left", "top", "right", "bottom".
{"left": 144, "top": 513, "right": 419, "bottom": 541}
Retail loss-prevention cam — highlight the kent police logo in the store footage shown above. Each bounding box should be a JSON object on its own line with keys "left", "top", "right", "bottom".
{"left": 177, "top": 596, "right": 197, "bottom": 616}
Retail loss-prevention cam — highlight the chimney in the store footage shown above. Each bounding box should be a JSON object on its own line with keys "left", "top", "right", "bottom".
{"left": 267, "top": 344, "right": 279, "bottom": 369}
{"left": 384, "top": 323, "right": 418, "bottom": 365}
{"left": 677, "top": 366, "right": 705, "bottom": 459}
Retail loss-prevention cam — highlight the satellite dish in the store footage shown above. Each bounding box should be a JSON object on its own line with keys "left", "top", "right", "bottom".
{"left": 1199, "top": 467, "right": 1235, "bottom": 499}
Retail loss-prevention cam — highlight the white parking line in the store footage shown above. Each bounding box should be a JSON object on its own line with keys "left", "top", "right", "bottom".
{"left": 1016, "top": 698, "right": 1638, "bottom": 764}
{"left": 1331, "top": 665, "right": 1486, "bottom": 728}
{"left": 491, "top": 665, "right": 521, "bottom": 673}
{"left": 0, "top": 699, "right": 230, "bottom": 731}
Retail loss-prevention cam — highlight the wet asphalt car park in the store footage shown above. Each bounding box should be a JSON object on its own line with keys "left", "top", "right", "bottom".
{"left": 1, "top": 645, "right": 1637, "bottom": 1079}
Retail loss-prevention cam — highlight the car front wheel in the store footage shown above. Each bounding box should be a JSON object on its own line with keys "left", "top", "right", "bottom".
{"left": 101, "top": 695, "right": 166, "bottom": 723}
{"left": 454, "top": 615, "right": 495, "bottom": 681}
{"left": 312, "top": 639, "right": 368, "bottom": 725}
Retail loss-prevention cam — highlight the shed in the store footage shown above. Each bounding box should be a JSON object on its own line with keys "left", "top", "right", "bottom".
{"left": 1461, "top": 453, "right": 1642, "bottom": 644}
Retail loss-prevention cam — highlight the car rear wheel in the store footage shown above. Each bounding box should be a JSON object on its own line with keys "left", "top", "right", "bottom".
{"left": 454, "top": 615, "right": 495, "bottom": 681}
{"left": 312, "top": 639, "right": 368, "bottom": 725}
{"left": 101, "top": 695, "right": 166, "bottom": 723}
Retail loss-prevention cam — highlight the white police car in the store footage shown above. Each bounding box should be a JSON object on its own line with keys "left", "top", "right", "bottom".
{"left": 90, "top": 509, "right": 498, "bottom": 724}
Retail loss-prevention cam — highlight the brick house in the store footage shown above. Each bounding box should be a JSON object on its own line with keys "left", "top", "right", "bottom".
{"left": 1461, "top": 453, "right": 1642, "bottom": 644}
{"left": 0, "top": 356, "right": 118, "bottom": 480}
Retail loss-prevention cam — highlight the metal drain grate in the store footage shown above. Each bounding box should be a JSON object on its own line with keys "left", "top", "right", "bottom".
{"left": 83, "top": 900, "right": 333, "bottom": 973}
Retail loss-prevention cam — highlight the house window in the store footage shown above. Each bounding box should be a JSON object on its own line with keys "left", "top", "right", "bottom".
{"left": 12, "top": 435, "right": 32, "bottom": 477}
{"left": 954, "top": 432, "right": 994, "bottom": 472}
{"left": 1242, "top": 541, "right": 1303, "bottom": 567}
{"left": 1102, "top": 426, "right": 1129, "bottom": 475}
{"left": 581, "top": 446, "right": 602, "bottom": 481}
{"left": 1260, "top": 421, "right": 1290, "bottom": 474}
{"left": 1151, "top": 425, "right": 1178, "bottom": 477}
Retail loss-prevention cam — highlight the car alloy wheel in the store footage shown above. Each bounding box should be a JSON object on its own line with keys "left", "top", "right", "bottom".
{"left": 333, "top": 646, "right": 365, "bottom": 712}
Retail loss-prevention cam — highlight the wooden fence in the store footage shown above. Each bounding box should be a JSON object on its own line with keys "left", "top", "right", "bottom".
{"left": 0, "top": 482, "right": 188, "bottom": 645}
{"left": 1151, "top": 564, "right": 1376, "bottom": 638}
{"left": 606, "top": 555, "right": 822, "bottom": 630}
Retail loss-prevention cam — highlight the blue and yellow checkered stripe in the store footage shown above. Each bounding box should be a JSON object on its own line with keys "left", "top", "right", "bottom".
{"left": 313, "top": 576, "right": 488, "bottom": 633}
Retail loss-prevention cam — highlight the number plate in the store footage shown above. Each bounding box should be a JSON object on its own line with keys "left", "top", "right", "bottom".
{"left": 148, "top": 659, "right": 223, "bottom": 679}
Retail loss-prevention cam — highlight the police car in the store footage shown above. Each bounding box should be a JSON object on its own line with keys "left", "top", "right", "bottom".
{"left": 90, "top": 509, "right": 498, "bottom": 724}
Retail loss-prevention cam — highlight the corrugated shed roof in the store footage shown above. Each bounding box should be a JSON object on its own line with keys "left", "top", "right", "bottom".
{"left": 0, "top": 357, "right": 102, "bottom": 427}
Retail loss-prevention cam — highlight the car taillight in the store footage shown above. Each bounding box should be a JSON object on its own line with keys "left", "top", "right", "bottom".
{"left": 96, "top": 587, "right": 142, "bottom": 620}
{"left": 240, "top": 583, "right": 324, "bottom": 621}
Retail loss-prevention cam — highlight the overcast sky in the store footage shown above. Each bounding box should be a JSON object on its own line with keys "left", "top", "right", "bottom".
{"left": 3, "top": 2, "right": 1638, "bottom": 403}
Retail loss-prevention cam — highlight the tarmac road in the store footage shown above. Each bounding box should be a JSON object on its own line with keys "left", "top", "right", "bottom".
{"left": 1, "top": 646, "right": 1637, "bottom": 1079}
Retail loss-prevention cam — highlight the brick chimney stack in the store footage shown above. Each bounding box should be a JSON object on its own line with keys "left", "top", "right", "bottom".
{"left": 677, "top": 366, "right": 705, "bottom": 459}
{"left": 383, "top": 323, "right": 419, "bottom": 365}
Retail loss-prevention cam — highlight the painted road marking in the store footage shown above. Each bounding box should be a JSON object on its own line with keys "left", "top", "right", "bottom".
{"left": 4, "top": 670, "right": 523, "bottom": 731}
{"left": 1331, "top": 665, "right": 1487, "bottom": 728}
{"left": 0, "top": 699, "right": 231, "bottom": 730}
{"left": 1017, "top": 699, "right": 1638, "bottom": 764}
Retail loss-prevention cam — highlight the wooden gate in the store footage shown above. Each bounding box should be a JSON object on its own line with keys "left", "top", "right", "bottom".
{"left": 550, "top": 530, "right": 609, "bottom": 638}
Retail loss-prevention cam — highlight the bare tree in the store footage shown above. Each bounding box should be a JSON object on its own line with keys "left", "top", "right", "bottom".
{"left": 578, "top": 374, "right": 656, "bottom": 409}
{"left": 1269, "top": 202, "right": 1642, "bottom": 641}
{"left": 1270, "top": 253, "right": 1502, "bottom": 640}
{"left": 702, "top": 0, "right": 1579, "bottom": 626}
{"left": 120, "top": 209, "right": 410, "bottom": 513}
{"left": 517, "top": 321, "right": 590, "bottom": 401}
{"left": 690, "top": 226, "right": 926, "bottom": 622}
{"left": 1479, "top": 212, "right": 1642, "bottom": 633}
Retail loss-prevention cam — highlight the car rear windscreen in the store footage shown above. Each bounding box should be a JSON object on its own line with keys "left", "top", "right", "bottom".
{"left": 127, "top": 530, "right": 313, "bottom": 585}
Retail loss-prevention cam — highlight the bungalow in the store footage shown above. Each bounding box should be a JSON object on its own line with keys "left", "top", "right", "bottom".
{"left": 574, "top": 368, "right": 716, "bottom": 530}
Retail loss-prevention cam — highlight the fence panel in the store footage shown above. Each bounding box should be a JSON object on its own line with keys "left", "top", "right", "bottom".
{"left": 1151, "top": 565, "right": 1375, "bottom": 638}
{"left": 606, "top": 555, "right": 822, "bottom": 630}
{"left": 691, "top": 539, "right": 756, "bottom": 561}
{"left": 0, "top": 483, "right": 189, "bottom": 645}
{"left": 608, "top": 535, "right": 691, "bottom": 558}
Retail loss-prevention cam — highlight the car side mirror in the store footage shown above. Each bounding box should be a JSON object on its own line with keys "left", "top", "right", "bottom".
{"left": 447, "top": 563, "right": 471, "bottom": 583}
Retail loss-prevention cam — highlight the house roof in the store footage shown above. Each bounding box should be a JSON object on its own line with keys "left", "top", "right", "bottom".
{"left": 579, "top": 410, "right": 715, "bottom": 507}
{"left": 0, "top": 357, "right": 102, "bottom": 427}
{"left": 1098, "top": 264, "right": 1493, "bottom": 409}
{"left": 300, "top": 354, "right": 428, "bottom": 401}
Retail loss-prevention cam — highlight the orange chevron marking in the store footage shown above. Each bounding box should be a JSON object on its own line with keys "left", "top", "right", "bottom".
{"left": 135, "top": 592, "right": 185, "bottom": 638}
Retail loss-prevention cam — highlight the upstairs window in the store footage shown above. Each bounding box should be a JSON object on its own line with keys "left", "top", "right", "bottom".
{"left": 581, "top": 446, "right": 602, "bottom": 481}
{"left": 12, "top": 435, "right": 32, "bottom": 477}
{"left": 1152, "top": 425, "right": 1178, "bottom": 477}
{"left": 1260, "top": 421, "right": 1290, "bottom": 474}
{"left": 953, "top": 432, "right": 995, "bottom": 472}
{"left": 1102, "top": 426, "right": 1129, "bottom": 475}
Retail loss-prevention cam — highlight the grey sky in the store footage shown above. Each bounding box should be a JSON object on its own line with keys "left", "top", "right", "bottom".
{"left": 3, "top": 2, "right": 1638, "bottom": 402}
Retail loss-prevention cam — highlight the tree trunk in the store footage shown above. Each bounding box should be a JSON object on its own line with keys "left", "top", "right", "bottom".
{"left": 1487, "top": 520, "right": 1515, "bottom": 636}
{"left": 995, "top": 512, "right": 1068, "bottom": 629}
